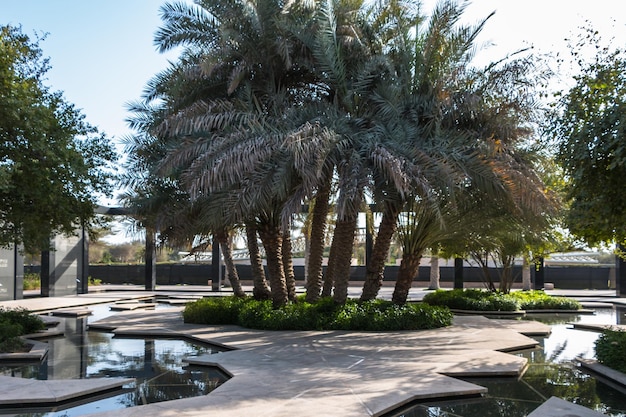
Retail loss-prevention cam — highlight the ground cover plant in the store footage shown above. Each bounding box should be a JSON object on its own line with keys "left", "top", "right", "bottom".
{"left": 595, "top": 329, "right": 626, "bottom": 374}
{"left": 0, "top": 308, "right": 45, "bottom": 353}
{"left": 422, "top": 289, "right": 581, "bottom": 312}
{"left": 183, "top": 296, "right": 453, "bottom": 331}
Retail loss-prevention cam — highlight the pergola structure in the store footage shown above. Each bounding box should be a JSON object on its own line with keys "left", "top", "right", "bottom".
{"left": 2, "top": 207, "right": 626, "bottom": 301}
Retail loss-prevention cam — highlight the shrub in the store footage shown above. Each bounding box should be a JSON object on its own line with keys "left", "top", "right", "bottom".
{"left": 509, "top": 290, "right": 581, "bottom": 310}
{"left": 23, "top": 273, "right": 40, "bottom": 290}
{"left": 0, "top": 308, "right": 45, "bottom": 353}
{"left": 422, "top": 289, "right": 582, "bottom": 312}
{"left": 422, "top": 289, "right": 519, "bottom": 311}
{"left": 183, "top": 296, "right": 453, "bottom": 331}
{"left": 595, "top": 329, "right": 626, "bottom": 373}
{"left": 183, "top": 296, "right": 248, "bottom": 325}
{"left": 0, "top": 307, "right": 45, "bottom": 334}
{"left": 330, "top": 300, "right": 452, "bottom": 331}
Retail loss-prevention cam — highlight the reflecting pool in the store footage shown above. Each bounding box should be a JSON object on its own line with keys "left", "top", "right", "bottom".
{"left": 0, "top": 304, "right": 229, "bottom": 416}
{"left": 389, "top": 307, "right": 626, "bottom": 417}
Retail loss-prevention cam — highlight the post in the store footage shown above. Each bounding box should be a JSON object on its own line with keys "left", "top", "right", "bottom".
{"left": 533, "top": 257, "right": 545, "bottom": 290}
{"left": 40, "top": 249, "right": 51, "bottom": 297}
{"left": 616, "top": 244, "right": 626, "bottom": 297}
{"left": 365, "top": 218, "right": 373, "bottom": 272}
{"left": 211, "top": 235, "right": 222, "bottom": 291}
{"left": 78, "top": 226, "right": 89, "bottom": 294}
{"left": 145, "top": 227, "right": 156, "bottom": 291}
{"left": 454, "top": 257, "right": 464, "bottom": 289}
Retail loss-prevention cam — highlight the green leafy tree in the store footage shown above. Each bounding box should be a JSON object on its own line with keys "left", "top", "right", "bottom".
{"left": 552, "top": 27, "right": 626, "bottom": 247}
{"left": 0, "top": 25, "right": 117, "bottom": 251}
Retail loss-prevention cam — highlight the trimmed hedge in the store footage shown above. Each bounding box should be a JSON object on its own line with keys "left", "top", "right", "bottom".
{"left": 422, "top": 289, "right": 581, "bottom": 311}
{"left": 183, "top": 296, "right": 453, "bottom": 331}
{"left": 595, "top": 329, "right": 626, "bottom": 374}
{"left": 511, "top": 290, "right": 582, "bottom": 310}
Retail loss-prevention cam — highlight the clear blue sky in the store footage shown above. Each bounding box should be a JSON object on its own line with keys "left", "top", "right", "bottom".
{"left": 2, "top": 0, "right": 623, "bottom": 145}
{"left": 2, "top": 1, "right": 624, "bottom": 243}
{"left": 1, "top": 0, "right": 180, "bottom": 142}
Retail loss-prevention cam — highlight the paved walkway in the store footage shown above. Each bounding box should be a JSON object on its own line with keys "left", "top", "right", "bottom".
{"left": 1, "top": 287, "right": 619, "bottom": 416}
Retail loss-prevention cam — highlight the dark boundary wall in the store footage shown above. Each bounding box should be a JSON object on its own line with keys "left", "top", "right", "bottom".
{"left": 77, "top": 264, "right": 614, "bottom": 290}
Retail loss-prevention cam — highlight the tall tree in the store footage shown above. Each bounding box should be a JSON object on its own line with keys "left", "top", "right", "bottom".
{"left": 551, "top": 27, "right": 626, "bottom": 247}
{"left": 0, "top": 25, "right": 117, "bottom": 252}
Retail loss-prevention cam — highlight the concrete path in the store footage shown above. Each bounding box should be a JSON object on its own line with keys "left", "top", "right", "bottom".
{"left": 82, "top": 308, "right": 538, "bottom": 417}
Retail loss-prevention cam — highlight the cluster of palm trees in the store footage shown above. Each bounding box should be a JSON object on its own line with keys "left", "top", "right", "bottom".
{"left": 121, "top": 0, "right": 557, "bottom": 306}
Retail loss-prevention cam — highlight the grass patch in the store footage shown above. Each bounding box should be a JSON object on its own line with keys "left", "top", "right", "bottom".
{"left": 183, "top": 296, "right": 453, "bottom": 331}
{"left": 0, "top": 308, "right": 45, "bottom": 353}
{"left": 595, "top": 329, "right": 626, "bottom": 374}
{"left": 422, "top": 289, "right": 581, "bottom": 311}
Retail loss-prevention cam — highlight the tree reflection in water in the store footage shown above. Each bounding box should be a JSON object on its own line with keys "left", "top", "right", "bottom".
{"left": 0, "top": 331, "right": 229, "bottom": 411}
{"left": 389, "top": 309, "right": 626, "bottom": 417}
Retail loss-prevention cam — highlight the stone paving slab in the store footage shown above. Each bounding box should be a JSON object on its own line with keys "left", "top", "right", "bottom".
{"left": 527, "top": 396, "right": 607, "bottom": 417}
{"left": 0, "top": 339, "right": 48, "bottom": 362}
{"left": 0, "top": 376, "right": 134, "bottom": 405}
{"left": 570, "top": 323, "right": 626, "bottom": 332}
{"left": 109, "top": 302, "right": 157, "bottom": 311}
{"left": 578, "top": 358, "right": 626, "bottom": 388}
{"left": 0, "top": 293, "right": 154, "bottom": 313}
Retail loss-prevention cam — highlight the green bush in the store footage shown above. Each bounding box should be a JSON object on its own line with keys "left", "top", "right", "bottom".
{"left": 183, "top": 296, "right": 453, "bottom": 331}
{"left": 330, "top": 300, "right": 452, "bottom": 331}
{"left": 23, "top": 273, "right": 40, "bottom": 290}
{"left": 422, "top": 289, "right": 581, "bottom": 312}
{"left": 0, "top": 308, "right": 45, "bottom": 353}
{"left": 422, "top": 289, "right": 519, "bottom": 311}
{"left": 0, "top": 308, "right": 45, "bottom": 335}
{"left": 183, "top": 296, "right": 248, "bottom": 324}
{"left": 595, "top": 329, "right": 626, "bottom": 373}
{"left": 509, "top": 290, "right": 581, "bottom": 310}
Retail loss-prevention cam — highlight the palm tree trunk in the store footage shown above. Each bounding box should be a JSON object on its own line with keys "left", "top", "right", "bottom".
{"left": 245, "top": 222, "right": 271, "bottom": 300}
{"left": 428, "top": 255, "right": 440, "bottom": 290}
{"left": 360, "top": 204, "right": 400, "bottom": 301}
{"left": 392, "top": 251, "right": 423, "bottom": 304}
{"left": 215, "top": 229, "right": 245, "bottom": 297}
{"left": 257, "top": 221, "right": 289, "bottom": 307}
{"left": 331, "top": 215, "right": 358, "bottom": 303}
{"left": 305, "top": 177, "right": 331, "bottom": 302}
{"left": 282, "top": 230, "right": 297, "bottom": 301}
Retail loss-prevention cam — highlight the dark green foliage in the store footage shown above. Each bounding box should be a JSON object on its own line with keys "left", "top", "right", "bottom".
{"left": 0, "top": 308, "right": 45, "bottom": 353}
{"left": 422, "top": 289, "right": 581, "bottom": 311}
{"left": 183, "top": 296, "right": 452, "bottom": 331}
{"left": 182, "top": 296, "right": 248, "bottom": 325}
{"left": 0, "top": 25, "right": 117, "bottom": 252}
{"left": 330, "top": 300, "right": 452, "bottom": 331}
{"left": 551, "top": 27, "right": 626, "bottom": 246}
{"left": 0, "top": 307, "right": 45, "bottom": 334}
{"left": 595, "top": 329, "right": 626, "bottom": 373}
{"left": 423, "top": 289, "right": 519, "bottom": 311}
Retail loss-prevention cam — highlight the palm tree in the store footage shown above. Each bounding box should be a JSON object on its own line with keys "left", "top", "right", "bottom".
{"left": 354, "top": 0, "right": 494, "bottom": 302}
{"left": 144, "top": 0, "right": 335, "bottom": 306}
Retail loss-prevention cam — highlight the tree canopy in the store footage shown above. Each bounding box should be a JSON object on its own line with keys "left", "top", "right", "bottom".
{"left": 0, "top": 25, "right": 118, "bottom": 252}
{"left": 124, "top": 0, "right": 556, "bottom": 303}
{"left": 551, "top": 28, "right": 626, "bottom": 247}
